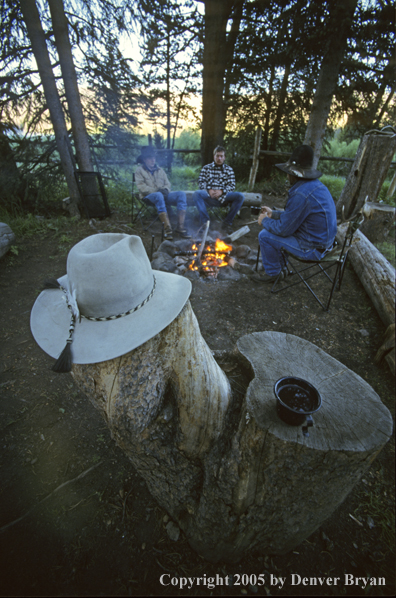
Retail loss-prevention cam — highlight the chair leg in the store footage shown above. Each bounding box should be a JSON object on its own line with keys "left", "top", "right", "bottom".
{"left": 255, "top": 244, "right": 260, "bottom": 271}
{"left": 272, "top": 250, "right": 342, "bottom": 311}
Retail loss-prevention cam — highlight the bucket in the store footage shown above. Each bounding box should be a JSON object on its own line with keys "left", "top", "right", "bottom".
{"left": 274, "top": 377, "right": 322, "bottom": 437}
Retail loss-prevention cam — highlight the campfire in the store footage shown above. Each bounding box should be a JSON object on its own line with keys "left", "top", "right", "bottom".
{"left": 150, "top": 222, "right": 257, "bottom": 281}
{"left": 175, "top": 238, "right": 233, "bottom": 278}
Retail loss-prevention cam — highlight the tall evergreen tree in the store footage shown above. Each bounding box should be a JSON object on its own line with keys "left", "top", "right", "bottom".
{"left": 18, "top": 0, "right": 81, "bottom": 216}
{"left": 48, "top": 0, "right": 94, "bottom": 173}
{"left": 304, "top": 0, "right": 359, "bottom": 167}
{"left": 198, "top": 0, "right": 244, "bottom": 164}
{"left": 137, "top": 0, "right": 201, "bottom": 157}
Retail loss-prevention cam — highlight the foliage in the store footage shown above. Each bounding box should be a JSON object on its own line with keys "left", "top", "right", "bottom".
{"left": 375, "top": 236, "right": 395, "bottom": 268}
{"left": 168, "top": 166, "right": 200, "bottom": 190}
{"left": 0, "top": 211, "right": 75, "bottom": 239}
{"left": 136, "top": 0, "right": 202, "bottom": 147}
{"left": 173, "top": 129, "right": 201, "bottom": 167}
{"left": 319, "top": 175, "right": 346, "bottom": 201}
{"left": 320, "top": 136, "right": 360, "bottom": 177}
{"left": 378, "top": 179, "right": 395, "bottom": 207}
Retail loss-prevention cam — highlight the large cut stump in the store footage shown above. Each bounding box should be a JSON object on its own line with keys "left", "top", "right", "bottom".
{"left": 71, "top": 310, "right": 393, "bottom": 563}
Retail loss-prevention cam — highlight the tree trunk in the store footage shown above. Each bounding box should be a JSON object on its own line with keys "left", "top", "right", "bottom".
{"left": 71, "top": 302, "right": 393, "bottom": 562}
{"left": 48, "top": 0, "right": 105, "bottom": 217}
{"left": 269, "top": 62, "right": 290, "bottom": 152}
{"left": 18, "top": 0, "right": 81, "bottom": 218}
{"left": 336, "top": 129, "right": 396, "bottom": 219}
{"left": 337, "top": 224, "right": 395, "bottom": 374}
{"left": 248, "top": 126, "right": 262, "bottom": 190}
{"left": 201, "top": 0, "right": 240, "bottom": 164}
{"left": 304, "top": 0, "right": 358, "bottom": 168}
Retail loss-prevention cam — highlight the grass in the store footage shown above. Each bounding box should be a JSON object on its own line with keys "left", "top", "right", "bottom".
{"left": 0, "top": 211, "right": 79, "bottom": 239}
{"left": 375, "top": 237, "right": 395, "bottom": 267}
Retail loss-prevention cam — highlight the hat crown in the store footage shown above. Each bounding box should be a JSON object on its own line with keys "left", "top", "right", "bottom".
{"left": 275, "top": 144, "right": 321, "bottom": 179}
{"left": 67, "top": 234, "right": 153, "bottom": 318}
{"left": 289, "top": 145, "right": 314, "bottom": 169}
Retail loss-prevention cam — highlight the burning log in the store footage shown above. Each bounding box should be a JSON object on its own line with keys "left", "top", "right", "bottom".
{"left": 71, "top": 311, "right": 393, "bottom": 562}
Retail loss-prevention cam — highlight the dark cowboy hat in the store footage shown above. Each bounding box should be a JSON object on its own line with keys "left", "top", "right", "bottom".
{"left": 275, "top": 145, "right": 322, "bottom": 179}
{"left": 137, "top": 145, "right": 156, "bottom": 164}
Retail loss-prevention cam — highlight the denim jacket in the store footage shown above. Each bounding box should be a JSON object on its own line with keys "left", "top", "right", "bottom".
{"left": 262, "top": 179, "right": 337, "bottom": 250}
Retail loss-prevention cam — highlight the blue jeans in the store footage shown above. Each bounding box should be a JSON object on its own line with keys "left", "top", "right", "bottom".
{"left": 193, "top": 190, "right": 244, "bottom": 225}
{"left": 145, "top": 191, "right": 187, "bottom": 214}
{"left": 258, "top": 229, "right": 327, "bottom": 276}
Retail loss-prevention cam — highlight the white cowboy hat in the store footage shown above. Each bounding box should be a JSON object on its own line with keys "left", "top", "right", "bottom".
{"left": 30, "top": 233, "right": 191, "bottom": 371}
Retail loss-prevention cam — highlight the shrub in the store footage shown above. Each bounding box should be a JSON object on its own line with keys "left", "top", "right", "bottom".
{"left": 319, "top": 175, "right": 346, "bottom": 201}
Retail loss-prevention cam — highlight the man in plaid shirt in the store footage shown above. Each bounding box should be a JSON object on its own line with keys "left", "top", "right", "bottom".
{"left": 193, "top": 146, "right": 244, "bottom": 234}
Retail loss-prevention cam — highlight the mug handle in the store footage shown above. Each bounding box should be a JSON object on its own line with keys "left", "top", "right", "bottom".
{"left": 302, "top": 414, "right": 313, "bottom": 437}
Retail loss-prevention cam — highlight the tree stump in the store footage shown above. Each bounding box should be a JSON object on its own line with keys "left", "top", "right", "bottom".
{"left": 336, "top": 128, "right": 396, "bottom": 219}
{"left": 71, "top": 308, "right": 393, "bottom": 563}
{"left": 360, "top": 202, "right": 396, "bottom": 243}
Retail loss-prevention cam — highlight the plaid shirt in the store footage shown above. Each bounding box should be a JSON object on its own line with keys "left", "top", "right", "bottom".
{"left": 198, "top": 162, "right": 236, "bottom": 203}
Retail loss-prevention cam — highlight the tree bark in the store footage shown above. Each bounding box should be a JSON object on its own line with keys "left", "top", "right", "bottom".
{"left": 359, "top": 202, "right": 396, "bottom": 243}
{"left": 201, "top": 0, "right": 242, "bottom": 164}
{"left": 47, "top": 0, "right": 106, "bottom": 218}
{"left": 337, "top": 225, "right": 395, "bottom": 329}
{"left": 336, "top": 129, "right": 396, "bottom": 219}
{"left": 48, "top": 0, "right": 94, "bottom": 173}
{"left": 248, "top": 126, "right": 262, "bottom": 190}
{"left": 18, "top": 0, "right": 81, "bottom": 218}
{"left": 71, "top": 303, "right": 393, "bottom": 562}
{"left": 337, "top": 224, "right": 395, "bottom": 374}
{"left": 304, "top": 0, "right": 358, "bottom": 168}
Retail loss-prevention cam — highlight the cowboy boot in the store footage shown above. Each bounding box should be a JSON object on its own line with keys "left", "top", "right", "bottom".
{"left": 175, "top": 210, "right": 191, "bottom": 238}
{"left": 159, "top": 212, "right": 173, "bottom": 240}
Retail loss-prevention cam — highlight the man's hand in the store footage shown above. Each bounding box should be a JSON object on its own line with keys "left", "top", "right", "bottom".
{"left": 158, "top": 188, "right": 169, "bottom": 199}
{"left": 258, "top": 206, "right": 272, "bottom": 225}
{"left": 208, "top": 189, "right": 223, "bottom": 199}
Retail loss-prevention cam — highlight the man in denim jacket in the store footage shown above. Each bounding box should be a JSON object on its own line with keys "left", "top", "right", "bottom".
{"left": 252, "top": 145, "right": 337, "bottom": 283}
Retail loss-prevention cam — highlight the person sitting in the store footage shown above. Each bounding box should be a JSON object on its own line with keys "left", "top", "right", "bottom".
{"left": 135, "top": 146, "right": 190, "bottom": 240}
{"left": 192, "top": 146, "right": 244, "bottom": 235}
{"left": 252, "top": 144, "right": 337, "bottom": 283}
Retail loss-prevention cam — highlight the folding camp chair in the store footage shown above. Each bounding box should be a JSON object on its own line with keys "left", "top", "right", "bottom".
{"left": 268, "top": 213, "right": 363, "bottom": 311}
{"left": 74, "top": 171, "right": 111, "bottom": 219}
{"left": 131, "top": 172, "right": 162, "bottom": 231}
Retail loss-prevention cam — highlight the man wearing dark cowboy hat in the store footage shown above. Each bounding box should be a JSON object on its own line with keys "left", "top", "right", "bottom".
{"left": 135, "top": 146, "right": 190, "bottom": 240}
{"left": 193, "top": 146, "right": 244, "bottom": 235}
{"left": 252, "top": 144, "right": 337, "bottom": 283}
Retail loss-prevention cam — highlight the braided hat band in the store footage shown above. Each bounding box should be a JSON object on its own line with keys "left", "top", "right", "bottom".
{"left": 47, "top": 276, "right": 157, "bottom": 372}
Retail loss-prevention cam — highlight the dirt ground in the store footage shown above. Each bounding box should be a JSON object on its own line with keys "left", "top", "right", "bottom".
{"left": 0, "top": 204, "right": 394, "bottom": 597}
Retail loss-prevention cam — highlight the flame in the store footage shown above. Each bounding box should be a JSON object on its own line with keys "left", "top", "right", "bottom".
{"left": 215, "top": 239, "right": 232, "bottom": 252}
{"left": 188, "top": 238, "right": 232, "bottom": 273}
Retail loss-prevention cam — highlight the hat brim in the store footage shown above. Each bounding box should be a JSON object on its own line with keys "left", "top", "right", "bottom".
{"left": 275, "top": 162, "right": 322, "bottom": 179}
{"left": 30, "top": 271, "right": 191, "bottom": 365}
